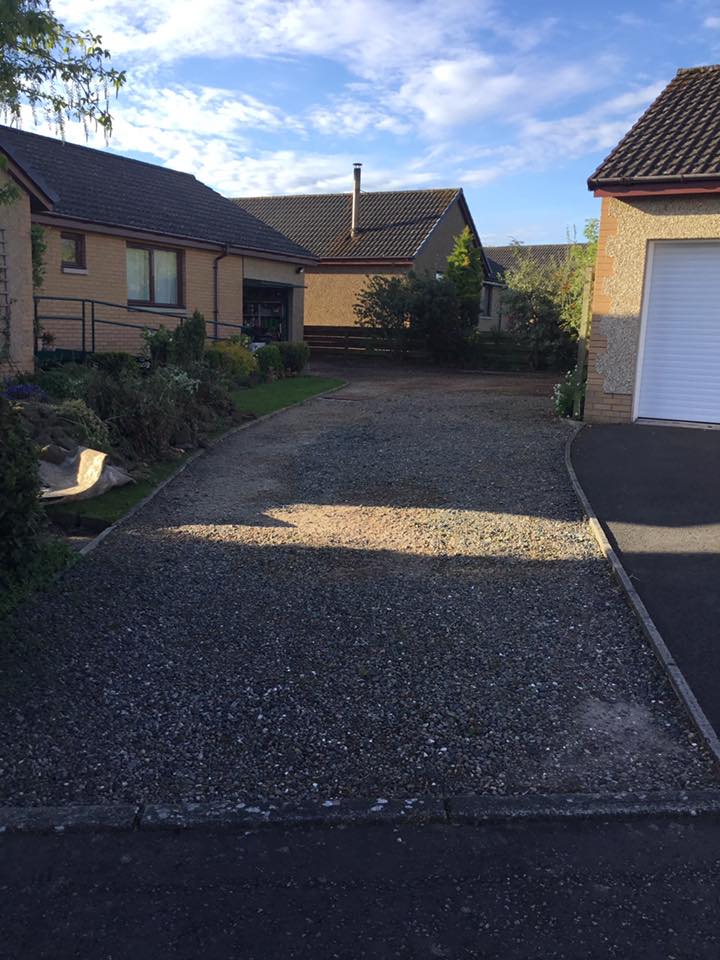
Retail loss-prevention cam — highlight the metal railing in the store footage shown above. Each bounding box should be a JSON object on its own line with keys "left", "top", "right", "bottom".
{"left": 33, "top": 297, "right": 250, "bottom": 355}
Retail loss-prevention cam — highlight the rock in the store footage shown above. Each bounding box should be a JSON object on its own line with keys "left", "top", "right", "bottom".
{"left": 39, "top": 443, "right": 72, "bottom": 465}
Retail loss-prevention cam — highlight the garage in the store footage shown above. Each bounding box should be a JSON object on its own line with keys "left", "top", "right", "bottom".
{"left": 635, "top": 241, "right": 720, "bottom": 424}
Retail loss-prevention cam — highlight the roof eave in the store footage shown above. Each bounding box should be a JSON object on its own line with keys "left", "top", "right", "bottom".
{"left": 32, "top": 211, "right": 317, "bottom": 263}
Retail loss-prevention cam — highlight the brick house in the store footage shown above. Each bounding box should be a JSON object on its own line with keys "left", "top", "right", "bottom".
{"left": 0, "top": 152, "right": 54, "bottom": 373}
{"left": 0, "top": 125, "right": 315, "bottom": 357}
{"left": 234, "top": 165, "right": 495, "bottom": 332}
{"left": 586, "top": 66, "right": 720, "bottom": 425}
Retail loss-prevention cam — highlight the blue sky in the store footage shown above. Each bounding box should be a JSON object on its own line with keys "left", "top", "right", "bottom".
{"left": 40, "top": 1, "right": 720, "bottom": 244}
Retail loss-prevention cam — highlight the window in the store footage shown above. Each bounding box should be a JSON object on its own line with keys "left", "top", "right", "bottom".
{"left": 127, "top": 244, "right": 182, "bottom": 306}
{"left": 61, "top": 232, "right": 86, "bottom": 270}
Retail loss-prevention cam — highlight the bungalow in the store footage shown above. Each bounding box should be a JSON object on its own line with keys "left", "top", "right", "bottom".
{"left": 586, "top": 65, "right": 720, "bottom": 425}
{"left": 234, "top": 166, "right": 496, "bottom": 333}
{"left": 0, "top": 125, "right": 315, "bottom": 365}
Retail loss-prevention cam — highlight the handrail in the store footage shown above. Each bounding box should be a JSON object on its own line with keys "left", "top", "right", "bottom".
{"left": 34, "top": 295, "right": 250, "bottom": 355}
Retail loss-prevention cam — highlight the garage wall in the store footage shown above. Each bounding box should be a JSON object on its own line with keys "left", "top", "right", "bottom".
{"left": 586, "top": 193, "right": 720, "bottom": 422}
{"left": 0, "top": 172, "right": 34, "bottom": 374}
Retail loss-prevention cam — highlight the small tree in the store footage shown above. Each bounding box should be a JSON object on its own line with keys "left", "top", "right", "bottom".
{"left": 354, "top": 275, "right": 413, "bottom": 355}
{"left": 446, "top": 226, "right": 484, "bottom": 327}
{"left": 559, "top": 219, "right": 599, "bottom": 334}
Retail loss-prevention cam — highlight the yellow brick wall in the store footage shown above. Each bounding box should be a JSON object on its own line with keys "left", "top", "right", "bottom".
{"left": 585, "top": 198, "right": 625, "bottom": 422}
{"left": 35, "top": 226, "right": 249, "bottom": 352}
{"left": 0, "top": 171, "right": 34, "bottom": 373}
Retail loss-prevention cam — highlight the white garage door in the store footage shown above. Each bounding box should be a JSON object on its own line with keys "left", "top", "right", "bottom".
{"left": 637, "top": 241, "right": 720, "bottom": 424}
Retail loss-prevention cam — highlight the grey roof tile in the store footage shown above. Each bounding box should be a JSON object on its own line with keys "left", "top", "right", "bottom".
{"left": 234, "top": 189, "right": 462, "bottom": 260}
{"left": 589, "top": 65, "right": 720, "bottom": 187}
{"left": 0, "top": 125, "right": 312, "bottom": 259}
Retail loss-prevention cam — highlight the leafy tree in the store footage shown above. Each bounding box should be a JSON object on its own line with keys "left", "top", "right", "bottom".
{"left": 446, "top": 226, "right": 484, "bottom": 326}
{"left": 0, "top": 0, "right": 125, "bottom": 131}
{"left": 501, "top": 220, "right": 598, "bottom": 369}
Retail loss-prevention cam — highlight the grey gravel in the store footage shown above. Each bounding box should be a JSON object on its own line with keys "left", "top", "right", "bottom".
{"left": 0, "top": 362, "right": 716, "bottom": 805}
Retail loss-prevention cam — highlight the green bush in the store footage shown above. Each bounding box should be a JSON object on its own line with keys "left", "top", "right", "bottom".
{"left": 57, "top": 398, "right": 112, "bottom": 450}
{"left": 87, "top": 351, "right": 139, "bottom": 377}
{"left": 142, "top": 325, "right": 173, "bottom": 369}
{"left": 32, "top": 363, "right": 93, "bottom": 400}
{"left": 461, "top": 330, "right": 533, "bottom": 371}
{"left": 205, "top": 340, "right": 257, "bottom": 383}
{"left": 255, "top": 343, "right": 284, "bottom": 380}
{"left": 553, "top": 366, "right": 585, "bottom": 419}
{"left": 171, "top": 310, "right": 206, "bottom": 368}
{"left": 0, "top": 397, "right": 43, "bottom": 590}
{"left": 277, "top": 341, "right": 310, "bottom": 374}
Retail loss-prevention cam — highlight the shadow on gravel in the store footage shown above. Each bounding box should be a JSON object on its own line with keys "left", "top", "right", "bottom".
{"left": 0, "top": 531, "right": 714, "bottom": 805}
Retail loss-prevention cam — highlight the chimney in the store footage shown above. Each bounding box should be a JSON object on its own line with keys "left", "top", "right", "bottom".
{"left": 351, "top": 162, "right": 362, "bottom": 238}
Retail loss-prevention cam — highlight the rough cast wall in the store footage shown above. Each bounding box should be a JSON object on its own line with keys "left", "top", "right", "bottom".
{"left": 35, "top": 225, "right": 247, "bottom": 352}
{"left": 0, "top": 172, "right": 34, "bottom": 374}
{"left": 585, "top": 193, "right": 720, "bottom": 422}
{"left": 304, "top": 265, "right": 404, "bottom": 327}
{"left": 413, "top": 198, "right": 467, "bottom": 275}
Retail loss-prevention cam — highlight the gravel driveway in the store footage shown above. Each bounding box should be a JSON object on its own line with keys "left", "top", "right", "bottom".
{"left": 1, "top": 363, "right": 715, "bottom": 805}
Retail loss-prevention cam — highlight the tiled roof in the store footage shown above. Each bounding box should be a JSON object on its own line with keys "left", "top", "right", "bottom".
{"left": 0, "top": 125, "right": 313, "bottom": 260}
{"left": 589, "top": 66, "right": 720, "bottom": 187}
{"left": 484, "top": 243, "right": 579, "bottom": 282}
{"left": 233, "top": 188, "right": 464, "bottom": 260}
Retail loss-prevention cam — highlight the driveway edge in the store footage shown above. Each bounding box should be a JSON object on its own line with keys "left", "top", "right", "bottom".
{"left": 565, "top": 427, "right": 720, "bottom": 770}
{"left": 4, "top": 790, "right": 720, "bottom": 835}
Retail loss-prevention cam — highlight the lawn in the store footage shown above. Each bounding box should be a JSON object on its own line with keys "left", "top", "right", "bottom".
{"left": 232, "top": 375, "right": 344, "bottom": 417}
{"left": 46, "top": 375, "right": 344, "bottom": 529}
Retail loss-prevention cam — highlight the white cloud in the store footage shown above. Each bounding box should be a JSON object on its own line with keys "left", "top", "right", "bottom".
{"left": 459, "top": 82, "right": 662, "bottom": 185}
{"left": 704, "top": 15, "right": 720, "bottom": 28}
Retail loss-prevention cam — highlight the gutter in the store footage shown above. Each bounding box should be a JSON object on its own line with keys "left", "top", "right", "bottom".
{"left": 213, "top": 243, "right": 230, "bottom": 339}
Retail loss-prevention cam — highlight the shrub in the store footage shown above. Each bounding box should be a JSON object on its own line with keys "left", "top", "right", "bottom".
{"left": 553, "top": 366, "right": 586, "bottom": 419}
{"left": 408, "top": 272, "right": 466, "bottom": 364}
{"left": 461, "top": 330, "right": 532, "bottom": 372}
{"left": 354, "top": 275, "right": 413, "bottom": 355}
{"left": 205, "top": 340, "right": 257, "bottom": 383}
{"left": 255, "top": 343, "right": 284, "bottom": 380}
{"left": 171, "top": 310, "right": 206, "bottom": 368}
{"left": 57, "top": 398, "right": 112, "bottom": 450}
{"left": 142, "top": 325, "right": 173, "bottom": 369}
{"left": 88, "top": 351, "right": 139, "bottom": 377}
{"left": 0, "top": 397, "right": 43, "bottom": 590}
{"left": 277, "top": 341, "right": 310, "bottom": 374}
{"left": 31, "top": 364, "right": 93, "bottom": 401}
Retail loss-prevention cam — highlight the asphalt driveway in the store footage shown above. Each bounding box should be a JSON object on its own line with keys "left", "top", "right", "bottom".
{"left": 0, "top": 365, "right": 714, "bottom": 805}
{"left": 571, "top": 423, "right": 720, "bottom": 731}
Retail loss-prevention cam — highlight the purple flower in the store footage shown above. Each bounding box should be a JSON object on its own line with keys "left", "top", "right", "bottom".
{"left": 2, "top": 382, "right": 49, "bottom": 403}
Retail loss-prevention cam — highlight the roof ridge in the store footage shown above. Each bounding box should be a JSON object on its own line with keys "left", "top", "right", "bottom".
{"left": 0, "top": 124, "right": 198, "bottom": 180}
{"left": 676, "top": 64, "right": 720, "bottom": 75}
{"left": 234, "top": 187, "right": 460, "bottom": 201}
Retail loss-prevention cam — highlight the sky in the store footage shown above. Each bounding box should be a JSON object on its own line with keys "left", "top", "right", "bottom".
{"left": 30, "top": 0, "right": 720, "bottom": 244}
